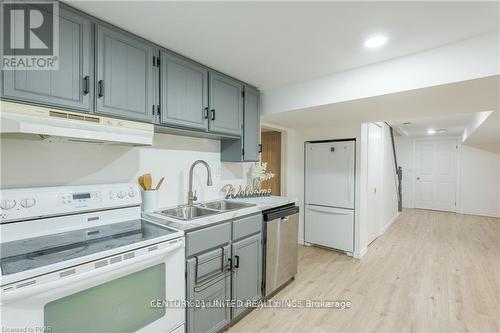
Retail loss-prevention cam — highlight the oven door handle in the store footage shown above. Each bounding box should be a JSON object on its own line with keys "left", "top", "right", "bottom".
{"left": 0, "top": 240, "right": 183, "bottom": 304}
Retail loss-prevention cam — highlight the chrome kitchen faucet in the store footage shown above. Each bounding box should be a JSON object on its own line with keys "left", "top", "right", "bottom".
{"left": 187, "top": 160, "right": 213, "bottom": 206}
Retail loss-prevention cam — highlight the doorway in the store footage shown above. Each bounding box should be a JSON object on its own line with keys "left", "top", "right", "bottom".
{"left": 414, "top": 138, "right": 457, "bottom": 212}
{"left": 260, "top": 129, "right": 281, "bottom": 195}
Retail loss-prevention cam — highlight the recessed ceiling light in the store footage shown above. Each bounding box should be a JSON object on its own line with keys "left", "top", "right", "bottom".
{"left": 427, "top": 128, "right": 447, "bottom": 135}
{"left": 364, "top": 35, "right": 388, "bottom": 49}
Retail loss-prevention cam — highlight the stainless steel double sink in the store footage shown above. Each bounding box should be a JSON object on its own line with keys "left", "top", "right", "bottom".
{"left": 158, "top": 200, "right": 255, "bottom": 221}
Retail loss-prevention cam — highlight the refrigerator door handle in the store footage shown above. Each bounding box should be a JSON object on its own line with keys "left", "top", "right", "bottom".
{"left": 348, "top": 150, "right": 354, "bottom": 206}
{"left": 306, "top": 205, "right": 352, "bottom": 215}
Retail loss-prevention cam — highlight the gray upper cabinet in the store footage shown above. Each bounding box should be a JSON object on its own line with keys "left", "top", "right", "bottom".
{"left": 95, "top": 24, "right": 155, "bottom": 122}
{"left": 232, "top": 233, "right": 263, "bottom": 319}
{"left": 1, "top": 3, "right": 260, "bottom": 150}
{"left": 221, "top": 85, "right": 261, "bottom": 162}
{"left": 1, "top": 6, "right": 93, "bottom": 112}
{"left": 242, "top": 86, "right": 261, "bottom": 161}
{"left": 208, "top": 72, "right": 243, "bottom": 136}
{"left": 160, "top": 51, "right": 209, "bottom": 130}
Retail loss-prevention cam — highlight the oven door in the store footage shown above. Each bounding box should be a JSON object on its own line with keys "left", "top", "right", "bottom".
{"left": 1, "top": 238, "right": 185, "bottom": 333}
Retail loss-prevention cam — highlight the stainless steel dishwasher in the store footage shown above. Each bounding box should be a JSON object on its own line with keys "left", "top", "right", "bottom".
{"left": 262, "top": 204, "right": 300, "bottom": 297}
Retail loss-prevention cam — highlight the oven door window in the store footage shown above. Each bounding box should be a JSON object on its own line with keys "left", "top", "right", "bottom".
{"left": 44, "top": 264, "right": 166, "bottom": 333}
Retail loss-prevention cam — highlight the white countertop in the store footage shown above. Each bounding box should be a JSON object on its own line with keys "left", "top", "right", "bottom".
{"left": 143, "top": 196, "right": 298, "bottom": 232}
{"left": 230, "top": 196, "right": 298, "bottom": 211}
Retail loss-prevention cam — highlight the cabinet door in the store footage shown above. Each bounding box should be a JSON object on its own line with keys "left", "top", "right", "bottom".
{"left": 243, "top": 86, "right": 261, "bottom": 161}
{"left": 160, "top": 51, "right": 208, "bottom": 130}
{"left": 1, "top": 6, "right": 93, "bottom": 112}
{"left": 232, "top": 233, "right": 262, "bottom": 319}
{"left": 186, "top": 246, "right": 231, "bottom": 333}
{"left": 208, "top": 72, "right": 243, "bottom": 136}
{"left": 96, "top": 25, "right": 155, "bottom": 122}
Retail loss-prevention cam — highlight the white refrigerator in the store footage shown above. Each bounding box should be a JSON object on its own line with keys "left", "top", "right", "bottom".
{"left": 304, "top": 140, "right": 355, "bottom": 253}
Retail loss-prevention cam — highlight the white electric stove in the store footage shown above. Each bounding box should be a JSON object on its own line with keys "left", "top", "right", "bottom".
{"left": 0, "top": 183, "right": 185, "bottom": 333}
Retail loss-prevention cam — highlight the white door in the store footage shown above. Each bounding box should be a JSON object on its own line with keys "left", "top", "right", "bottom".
{"left": 414, "top": 139, "right": 457, "bottom": 212}
{"left": 366, "top": 123, "right": 383, "bottom": 245}
{"left": 305, "top": 141, "right": 355, "bottom": 209}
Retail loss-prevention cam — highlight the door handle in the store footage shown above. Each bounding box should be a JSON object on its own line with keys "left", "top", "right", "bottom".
{"left": 97, "top": 80, "right": 104, "bottom": 97}
{"left": 211, "top": 109, "right": 215, "bottom": 121}
{"left": 83, "top": 76, "right": 90, "bottom": 95}
{"left": 258, "top": 144, "right": 262, "bottom": 153}
{"left": 234, "top": 255, "right": 239, "bottom": 269}
{"left": 203, "top": 107, "right": 209, "bottom": 119}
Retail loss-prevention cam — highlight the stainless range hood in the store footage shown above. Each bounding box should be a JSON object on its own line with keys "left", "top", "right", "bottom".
{"left": 0, "top": 101, "right": 154, "bottom": 145}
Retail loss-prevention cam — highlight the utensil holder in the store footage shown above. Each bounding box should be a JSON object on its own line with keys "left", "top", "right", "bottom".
{"left": 141, "top": 190, "right": 159, "bottom": 213}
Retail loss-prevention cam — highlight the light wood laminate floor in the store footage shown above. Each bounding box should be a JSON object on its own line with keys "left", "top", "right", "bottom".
{"left": 229, "top": 209, "right": 500, "bottom": 333}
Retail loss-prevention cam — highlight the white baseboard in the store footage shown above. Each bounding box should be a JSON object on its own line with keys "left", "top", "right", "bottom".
{"left": 459, "top": 209, "right": 500, "bottom": 219}
{"left": 380, "top": 212, "right": 400, "bottom": 235}
{"left": 353, "top": 247, "right": 367, "bottom": 259}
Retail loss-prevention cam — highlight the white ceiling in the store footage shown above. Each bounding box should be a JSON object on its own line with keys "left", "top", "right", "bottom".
{"left": 261, "top": 75, "right": 500, "bottom": 130}
{"left": 67, "top": 1, "right": 499, "bottom": 89}
{"left": 390, "top": 113, "right": 477, "bottom": 137}
{"left": 464, "top": 111, "right": 500, "bottom": 146}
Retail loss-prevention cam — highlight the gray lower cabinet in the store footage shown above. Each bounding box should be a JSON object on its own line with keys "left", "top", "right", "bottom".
{"left": 186, "top": 246, "right": 232, "bottom": 333}
{"left": 1, "top": 6, "right": 93, "bottom": 112}
{"left": 231, "top": 233, "right": 262, "bottom": 318}
{"left": 160, "top": 51, "right": 209, "bottom": 130}
{"left": 95, "top": 24, "right": 155, "bottom": 122}
{"left": 208, "top": 72, "right": 243, "bottom": 136}
{"left": 221, "top": 85, "right": 261, "bottom": 162}
{"left": 186, "top": 214, "right": 263, "bottom": 333}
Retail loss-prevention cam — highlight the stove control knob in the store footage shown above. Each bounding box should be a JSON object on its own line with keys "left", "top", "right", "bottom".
{"left": 20, "top": 198, "right": 36, "bottom": 208}
{"left": 0, "top": 200, "right": 16, "bottom": 210}
{"left": 128, "top": 190, "right": 136, "bottom": 198}
{"left": 117, "top": 191, "right": 126, "bottom": 199}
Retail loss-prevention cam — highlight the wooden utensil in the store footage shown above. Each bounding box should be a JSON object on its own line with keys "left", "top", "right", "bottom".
{"left": 143, "top": 173, "right": 152, "bottom": 190}
{"left": 138, "top": 175, "right": 145, "bottom": 190}
{"left": 155, "top": 177, "right": 165, "bottom": 190}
